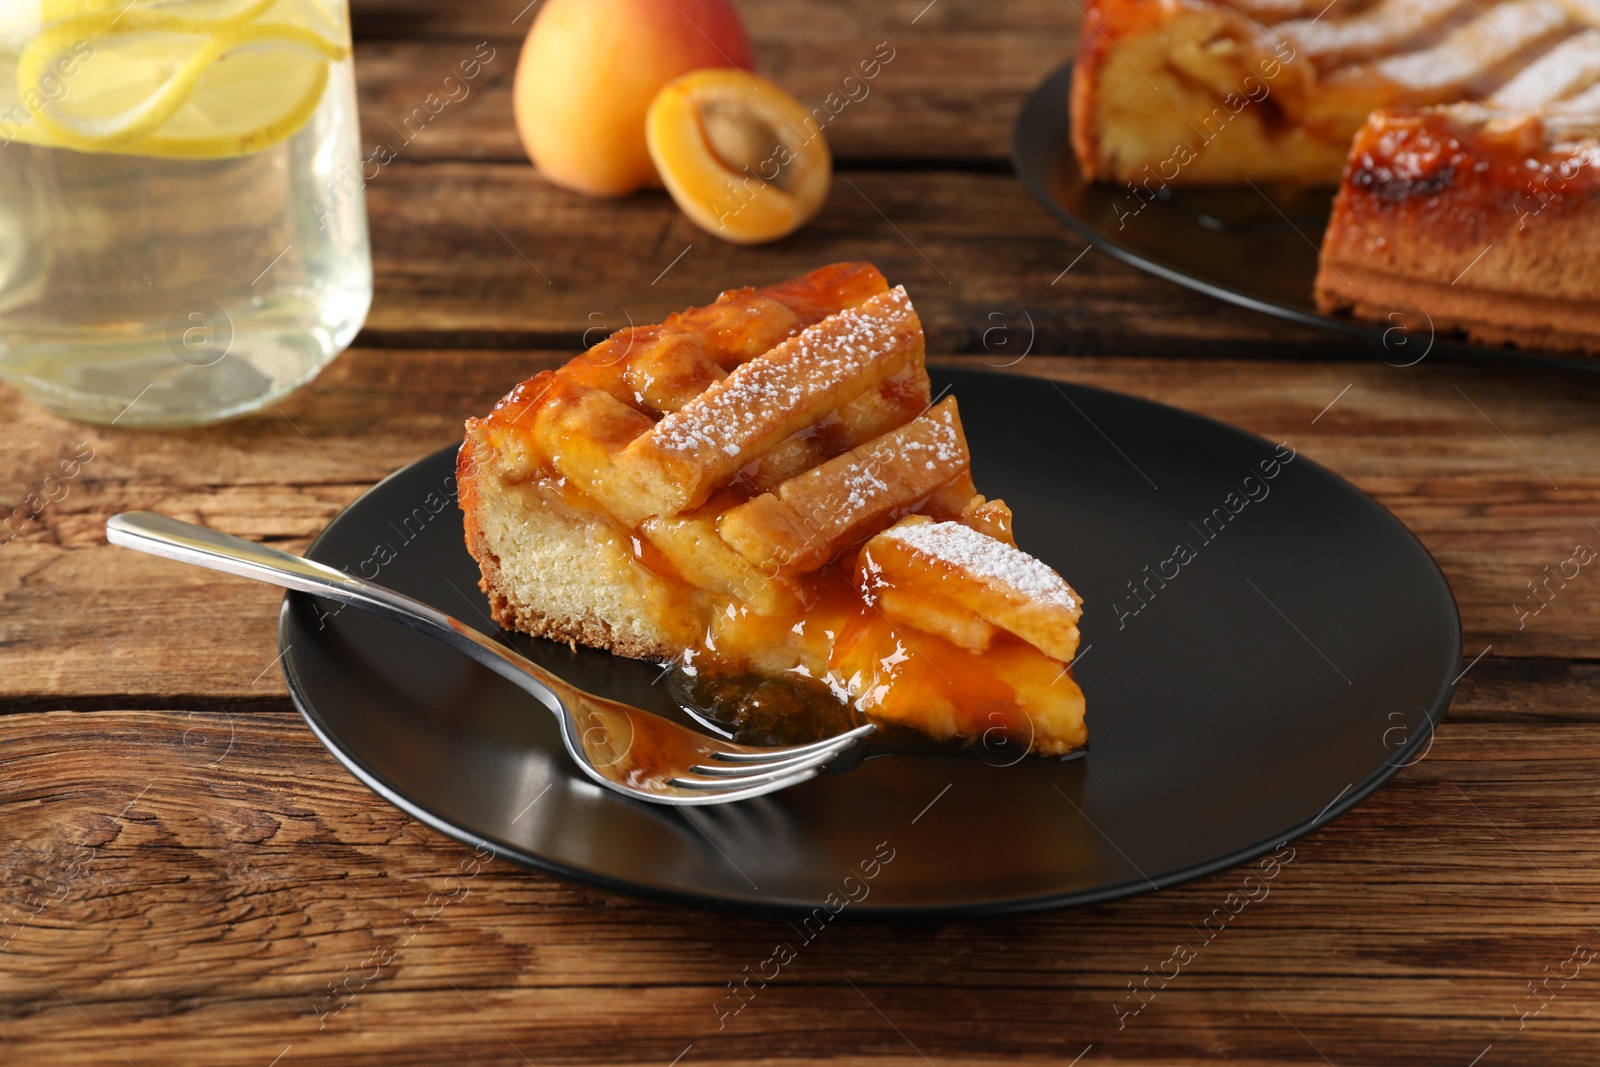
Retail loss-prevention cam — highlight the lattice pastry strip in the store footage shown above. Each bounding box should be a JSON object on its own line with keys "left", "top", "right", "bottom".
{"left": 667, "top": 262, "right": 888, "bottom": 369}
{"left": 1489, "top": 27, "right": 1600, "bottom": 107}
{"left": 1359, "top": 0, "right": 1573, "bottom": 95}
{"left": 1279, "top": 0, "right": 1478, "bottom": 66}
{"left": 637, "top": 512, "right": 806, "bottom": 615}
{"left": 614, "top": 287, "right": 926, "bottom": 522}
{"left": 738, "top": 365, "right": 932, "bottom": 493}
{"left": 716, "top": 396, "right": 971, "bottom": 574}
{"left": 860, "top": 516, "right": 1085, "bottom": 663}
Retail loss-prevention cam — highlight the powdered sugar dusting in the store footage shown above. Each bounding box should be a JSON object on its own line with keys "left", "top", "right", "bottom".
{"left": 1372, "top": 1, "right": 1570, "bottom": 93}
{"left": 647, "top": 287, "right": 914, "bottom": 459}
{"left": 894, "top": 406, "right": 962, "bottom": 464}
{"left": 838, "top": 460, "right": 891, "bottom": 517}
{"left": 882, "top": 521, "right": 1078, "bottom": 611}
{"left": 840, "top": 417, "right": 958, "bottom": 518}
{"left": 1281, "top": 0, "right": 1463, "bottom": 64}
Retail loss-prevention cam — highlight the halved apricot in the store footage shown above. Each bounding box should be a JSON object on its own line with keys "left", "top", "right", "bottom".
{"left": 646, "top": 69, "right": 832, "bottom": 244}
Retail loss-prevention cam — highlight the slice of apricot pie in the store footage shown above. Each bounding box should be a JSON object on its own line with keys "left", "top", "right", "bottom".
{"left": 457, "top": 263, "right": 1087, "bottom": 755}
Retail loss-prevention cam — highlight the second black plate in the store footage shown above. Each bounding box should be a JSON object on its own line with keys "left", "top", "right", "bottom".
{"left": 1012, "top": 61, "right": 1597, "bottom": 372}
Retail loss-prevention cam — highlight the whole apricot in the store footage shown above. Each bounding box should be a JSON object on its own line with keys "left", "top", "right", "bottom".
{"left": 514, "top": 0, "right": 753, "bottom": 198}
{"left": 647, "top": 69, "right": 831, "bottom": 244}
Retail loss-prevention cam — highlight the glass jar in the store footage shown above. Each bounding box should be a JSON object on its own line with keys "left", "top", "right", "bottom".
{"left": 0, "top": 0, "right": 372, "bottom": 426}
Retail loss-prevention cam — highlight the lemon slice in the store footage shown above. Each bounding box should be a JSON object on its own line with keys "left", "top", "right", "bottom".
{"left": 12, "top": 0, "right": 347, "bottom": 159}
{"left": 122, "top": 37, "right": 334, "bottom": 158}
{"left": 39, "top": 1, "right": 125, "bottom": 20}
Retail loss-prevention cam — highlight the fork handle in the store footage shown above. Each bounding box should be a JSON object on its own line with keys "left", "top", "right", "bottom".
{"left": 104, "top": 511, "right": 565, "bottom": 717}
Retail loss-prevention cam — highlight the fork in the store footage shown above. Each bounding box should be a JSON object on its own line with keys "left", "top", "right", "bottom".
{"left": 106, "top": 512, "right": 873, "bottom": 806}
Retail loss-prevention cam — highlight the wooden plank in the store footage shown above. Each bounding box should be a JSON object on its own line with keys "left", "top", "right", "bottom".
{"left": 351, "top": 31, "right": 1065, "bottom": 166}
{"left": 0, "top": 710, "right": 1597, "bottom": 1064}
{"left": 353, "top": 162, "right": 1340, "bottom": 355}
{"left": 350, "top": 0, "right": 1077, "bottom": 43}
{"left": 2, "top": 353, "right": 1597, "bottom": 707}
{"left": 0, "top": 347, "right": 522, "bottom": 709}
{"left": 1449, "top": 658, "right": 1600, "bottom": 723}
{"left": 348, "top": 0, "right": 1077, "bottom": 165}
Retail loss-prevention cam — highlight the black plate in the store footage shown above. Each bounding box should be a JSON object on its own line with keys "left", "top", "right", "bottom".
{"left": 280, "top": 369, "right": 1460, "bottom": 915}
{"left": 1012, "top": 62, "right": 1598, "bottom": 373}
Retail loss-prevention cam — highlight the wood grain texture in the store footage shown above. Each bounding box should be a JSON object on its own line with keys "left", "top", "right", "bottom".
{"left": 3, "top": 353, "right": 1596, "bottom": 708}
{"left": 354, "top": 163, "right": 1341, "bottom": 356}
{"left": 335, "top": 0, "right": 1340, "bottom": 356}
{"left": 4, "top": 0, "right": 1598, "bottom": 1062}
{"left": 350, "top": 0, "right": 1077, "bottom": 43}
{"left": 351, "top": 30, "right": 1062, "bottom": 166}
{"left": 1, "top": 711, "right": 1597, "bottom": 1066}
{"left": 348, "top": 0, "right": 1065, "bottom": 170}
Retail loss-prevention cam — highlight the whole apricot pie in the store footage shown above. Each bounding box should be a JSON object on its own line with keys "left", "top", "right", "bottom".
{"left": 458, "top": 264, "right": 1088, "bottom": 755}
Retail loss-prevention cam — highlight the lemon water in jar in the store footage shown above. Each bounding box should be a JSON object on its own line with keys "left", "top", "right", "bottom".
{"left": 0, "top": 0, "right": 372, "bottom": 426}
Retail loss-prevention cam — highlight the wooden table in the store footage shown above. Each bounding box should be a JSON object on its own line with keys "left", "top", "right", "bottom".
{"left": 4, "top": 1, "right": 1599, "bottom": 1063}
